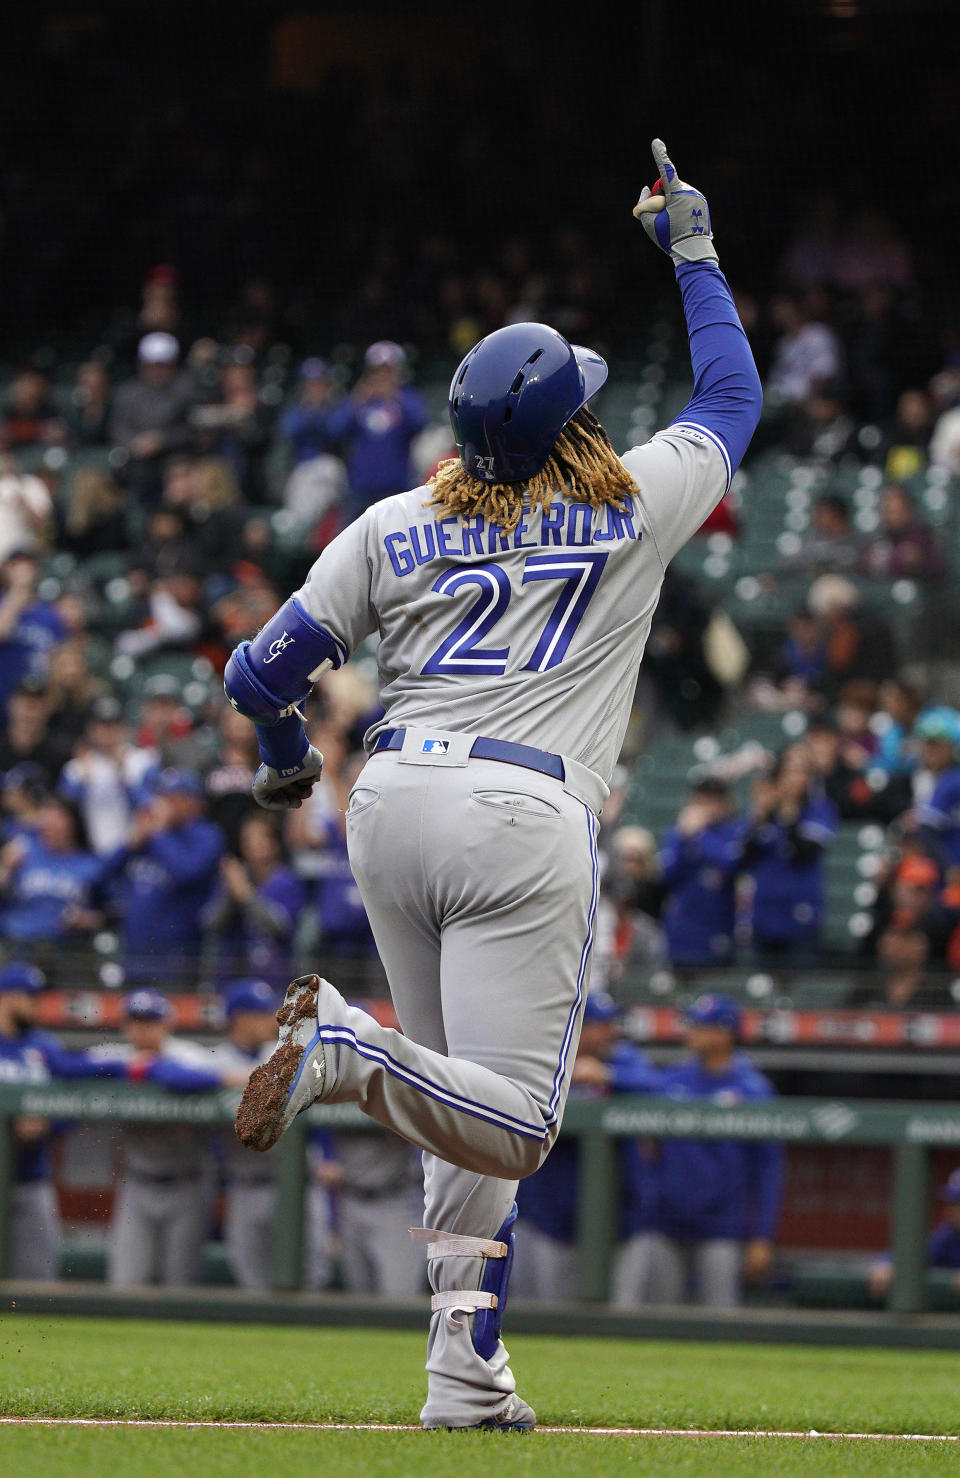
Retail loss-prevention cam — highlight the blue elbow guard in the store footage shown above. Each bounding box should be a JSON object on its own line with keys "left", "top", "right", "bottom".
{"left": 473, "top": 1204, "right": 517, "bottom": 1361}
{"left": 223, "top": 597, "right": 346, "bottom": 726}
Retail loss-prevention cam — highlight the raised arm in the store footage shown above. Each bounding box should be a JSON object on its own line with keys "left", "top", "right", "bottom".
{"left": 627, "top": 139, "right": 762, "bottom": 565}
{"left": 636, "top": 138, "right": 762, "bottom": 474}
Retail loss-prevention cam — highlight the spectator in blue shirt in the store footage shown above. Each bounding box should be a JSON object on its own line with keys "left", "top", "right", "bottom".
{"left": 0, "top": 553, "right": 68, "bottom": 715}
{"left": 514, "top": 991, "right": 660, "bottom": 1301}
{"left": 613, "top": 994, "right": 784, "bottom": 1309}
{"left": 0, "top": 797, "right": 104, "bottom": 971}
{"left": 103, "top": 769, "right": 225, "bottom": 988}
{"left": 912, "top": 708, "right": 960, "bottom": 871}
{"left": 325, "top": 341, "right": 428, "bottom": 521}
{"left": 659, "top": 779, "right": 744, "bottom": 971}
{"left": 743, "top": 744, "right": 838, "bottom": 967}
{"left": 203, "top": 811, "right": 305, "bottom": 991}
{"left": 280, "top": 358, "right": 336, "bottom": 465}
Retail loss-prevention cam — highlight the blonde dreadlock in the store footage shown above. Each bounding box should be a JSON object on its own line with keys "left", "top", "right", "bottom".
{"left": 426, "top": 407, "right": 639, "bottom": 535}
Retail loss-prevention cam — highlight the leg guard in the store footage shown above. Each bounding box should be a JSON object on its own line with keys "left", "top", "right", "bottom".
{"left": 412, "top": 1202, "right": 517, "bottom": 1361}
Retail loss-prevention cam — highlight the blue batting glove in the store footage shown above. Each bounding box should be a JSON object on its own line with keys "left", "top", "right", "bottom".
{"left": 633, "top": 138, "right": 718, "bottom": 265}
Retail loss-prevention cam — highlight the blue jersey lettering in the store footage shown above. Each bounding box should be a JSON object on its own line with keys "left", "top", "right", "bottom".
{"left": 436, "top": 518, "right": 460, "bottom": 558}
{"left": 540, "top": 504, "right": 565, "bottom": 544}
{"left": 410, "top": 524, "right": 437, "bottom": 565}
{"left": 384, "top": 531, "right": 415, "bottom": 577}
{"left": 565, "top": 505, "right": 592, "bottom": 546}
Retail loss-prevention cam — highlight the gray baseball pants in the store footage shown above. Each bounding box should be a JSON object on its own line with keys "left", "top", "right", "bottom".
{"left": 224, "top": 1183, "right": 274, "bottom": 1290}
{"left": 109, "top": 1174, "right": 214, "bottom": 1287}
{"left": 308, "top": 734, "right": 601, "bottom": 1427}
{"left": 337, "top": 1188, "right": 426, "bottom": 1297}
{"left": 223, "top": 1181, "right": 335, "bottom": 1290}
{"left": 612, "top": 1231, "right": 743, "bottom": 1308}
{"left": 8, "top": 1182, "right": 60, "bottom": 1280}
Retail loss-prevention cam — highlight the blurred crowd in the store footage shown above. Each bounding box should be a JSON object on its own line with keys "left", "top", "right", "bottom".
{"left": 599, "top": 700, "right": 960, "bottom": 1009}
{"left": 2, "top": 191, "right": 960, "bottom": 1001}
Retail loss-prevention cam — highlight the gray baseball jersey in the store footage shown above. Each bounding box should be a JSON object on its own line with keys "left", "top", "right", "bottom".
{"left": 274, "top": 427, "right": 728, "bottom": 1424}
{"left": 296, "top": 427, "right": 727, "bottom": 783}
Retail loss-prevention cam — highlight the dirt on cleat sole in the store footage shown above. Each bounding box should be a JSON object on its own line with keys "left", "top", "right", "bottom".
{"left": 234, "top": 974, "right": 321, "bottom": 1152}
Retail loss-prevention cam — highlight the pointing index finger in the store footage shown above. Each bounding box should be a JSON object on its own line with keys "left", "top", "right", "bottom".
{"left": 651, "top": 138, "right": 678, "bottom": 194}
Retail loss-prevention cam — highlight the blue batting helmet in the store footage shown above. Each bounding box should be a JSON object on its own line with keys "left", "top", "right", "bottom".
{"left": 448, "top": 322, "right": 608, "bottom": 485}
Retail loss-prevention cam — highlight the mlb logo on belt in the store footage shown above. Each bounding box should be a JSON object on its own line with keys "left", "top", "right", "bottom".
{"left": 421, "top": 739, "right": 450, "bottom": 754}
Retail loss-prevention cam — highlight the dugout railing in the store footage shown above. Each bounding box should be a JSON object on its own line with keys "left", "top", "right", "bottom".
{"left": 0, "top": 1083, "right": 955, "bottom": 1313}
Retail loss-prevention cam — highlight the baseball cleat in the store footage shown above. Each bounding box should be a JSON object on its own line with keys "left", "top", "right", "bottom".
{"left": 424, "top": 1395, "right": 536, "bottom": 1432}
{"left": 234, "top": 974, "right": 326, "bottom": 1151}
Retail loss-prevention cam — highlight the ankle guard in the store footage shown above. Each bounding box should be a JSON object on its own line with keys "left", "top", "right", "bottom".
{"left": 411, "top": 1203, "right": 517, "bottom": 1361}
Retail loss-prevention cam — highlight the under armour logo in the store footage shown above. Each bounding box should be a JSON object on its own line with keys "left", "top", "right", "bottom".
{"left": 263, "top": 631, "right": 294, "bottom": 663}
{"left": 690, "top": 207, "right": 705, "bottom": 236}
{"left": 312, "top": 1060, "right": 324, "bottom": 1078}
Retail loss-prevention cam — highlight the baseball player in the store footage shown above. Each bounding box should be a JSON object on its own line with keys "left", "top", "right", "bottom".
{"left": 212, "top": 977, "right": 285, "bottom": 1290}
{"left": 613, "top": 994, "right": 784, "bottom": 1308}
{"left": 513, "top": 991, "right": 660, "bottom": 1300}
{"left": 0, "top": 959, "right": 138, "bottom": 1277}
{"left": 211, "top": 978, "right": 336, "bottom": 1290}
{"left": 321, "top": 1058, "right": 425, "bottom": 1297}
{"left": 105, "top": 988, "right": 235, "bottom": 1287}
{"left": 227, "top": 139, "right": 762, "bottom": 1428}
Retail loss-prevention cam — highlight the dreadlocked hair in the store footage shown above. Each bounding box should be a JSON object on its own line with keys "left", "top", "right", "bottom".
{"left": 426, "top": 406, "right": 639, "bottom": 535}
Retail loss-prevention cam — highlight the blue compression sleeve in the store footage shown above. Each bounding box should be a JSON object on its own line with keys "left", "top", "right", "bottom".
{"left": 672, "top": 261, "right": 763, "bottom": 476}
{"left": 256, "top": 713, "right": 310, "bottom": 772}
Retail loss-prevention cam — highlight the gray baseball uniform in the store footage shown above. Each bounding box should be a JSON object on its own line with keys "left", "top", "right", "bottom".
{"left": 106, "top": 1038, "right": 216, "bottom": 1287}
{"left": 330, "top": 1129, "right": 424, "bottom": 1297}
{"left": 282, "top": 426, "right": 728, "bottom": 1423}
{"left": 612, "top": 1232, "right": 743, "bottom": 1308}
{"left": 213, "top": 1038, "right": 333, "bottom": 1290}
{"left": 213, "top": 1039, "right": 279, "bottom": 1290}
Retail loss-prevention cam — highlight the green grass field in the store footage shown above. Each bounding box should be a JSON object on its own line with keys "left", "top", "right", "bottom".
{"left": 1, "top": 1316, "right": 957, "bottom": 1476}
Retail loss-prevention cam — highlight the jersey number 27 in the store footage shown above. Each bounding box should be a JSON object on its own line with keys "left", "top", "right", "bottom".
{"left": 421, "top": 552, "right": 608, "bottom": 676}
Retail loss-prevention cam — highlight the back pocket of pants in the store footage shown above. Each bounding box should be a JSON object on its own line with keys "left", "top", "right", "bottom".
{"left": 347, "top": 786, "right": 381, "bottom": 817}
{"left": 471, "top": 788, "right": 560, "bottom": 817}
